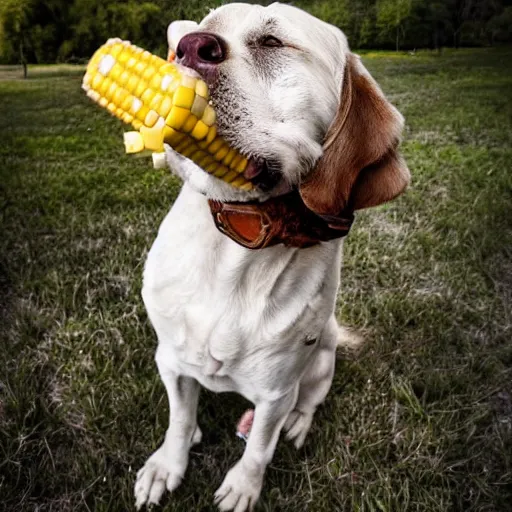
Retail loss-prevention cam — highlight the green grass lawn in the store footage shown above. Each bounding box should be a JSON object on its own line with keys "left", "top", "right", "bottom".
{"left": 1, "top": 47, "right": 511, "bottom": 512}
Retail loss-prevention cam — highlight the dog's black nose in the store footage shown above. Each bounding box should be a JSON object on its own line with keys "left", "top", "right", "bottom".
{"left": 176, "top": 32, "right": 227, "bottom": 70}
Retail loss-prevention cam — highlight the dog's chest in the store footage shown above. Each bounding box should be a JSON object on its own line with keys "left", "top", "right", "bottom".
{"left": 142, "top": 186, "right": 342, "bottom": 398}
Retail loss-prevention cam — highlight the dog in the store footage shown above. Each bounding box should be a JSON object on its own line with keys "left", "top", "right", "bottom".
{"left": 134, "top": 3, "right": 410, "bottom": 510}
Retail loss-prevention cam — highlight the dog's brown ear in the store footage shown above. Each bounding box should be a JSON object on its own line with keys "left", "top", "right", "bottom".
{"left": 299, "top": 54, "right": 410, "bottom": 218}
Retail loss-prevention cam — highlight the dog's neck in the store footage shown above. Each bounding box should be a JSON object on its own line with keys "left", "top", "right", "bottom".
{"left": 208, "top": 190, "right": 353, "bottom": 250}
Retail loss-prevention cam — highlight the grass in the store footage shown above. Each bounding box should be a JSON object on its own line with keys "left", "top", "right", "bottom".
{"left": 0, "top": 47, "right": 511, "bottom": 512}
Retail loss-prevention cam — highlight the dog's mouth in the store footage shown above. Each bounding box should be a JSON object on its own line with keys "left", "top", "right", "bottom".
{"left": 242, "top": 156, "right": 282, "bottom": 192}
{"left": 175, "top": 63, "right": 284, "bottom": 193}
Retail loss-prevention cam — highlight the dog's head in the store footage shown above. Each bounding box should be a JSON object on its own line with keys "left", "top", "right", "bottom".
{"left": 168, "top": 2, "right": 410, "bottom": 215}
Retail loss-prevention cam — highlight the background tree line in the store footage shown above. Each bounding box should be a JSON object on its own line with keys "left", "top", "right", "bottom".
{"left": 1, "top": 0, "right": 512, "bottom": 68}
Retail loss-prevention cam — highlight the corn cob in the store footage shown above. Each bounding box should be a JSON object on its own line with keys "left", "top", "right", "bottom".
{"left": 82, "top": 38, "right": 252, "bottom": 190}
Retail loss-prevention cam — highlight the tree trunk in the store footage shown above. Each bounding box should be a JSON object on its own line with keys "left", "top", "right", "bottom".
{"left": 396, "top": 26, "right": 399, "bottom": 52}
{"left": 20, "top": 40, "right": 27, "bottom": 79}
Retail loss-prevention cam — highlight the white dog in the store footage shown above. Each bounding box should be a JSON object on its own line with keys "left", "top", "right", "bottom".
{"left": 135, "top": 3, "right": 410, "bottom": 511}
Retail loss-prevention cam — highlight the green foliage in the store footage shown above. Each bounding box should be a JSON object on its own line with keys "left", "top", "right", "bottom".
{"left": 0, "top": 0, "right": 33, "bottom": 67}
{"left": 68, "top": 1, "right": 164, "bottom": 61}
{"left": 1, "top": 0, "right": 511, "bottom": 64}
{"left": 376, "top": 0, "right": 413, "bottom": 50}
{"left": 487, "top": 6, "right": 512, "bottom": 43}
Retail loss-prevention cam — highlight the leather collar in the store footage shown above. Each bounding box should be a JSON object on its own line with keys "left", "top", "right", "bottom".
{"left": 208, "top": 190, "right": 353, "bottom": 250}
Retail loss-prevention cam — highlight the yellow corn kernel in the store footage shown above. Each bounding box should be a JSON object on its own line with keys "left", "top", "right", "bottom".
{"left": 166, "top": 106, "right": 189, "bottom": 130}
{"left": 118, "top": 51, "right": 130, "bottom": 65}
{"left": 205, "top": 161, "right": 220, "bottom": 174}
{"left": 198, "top": 154, "right": 215, "bottom": 169}
{"left": 105, "top": 82, "right": 117, "bottom": 100}
{"left": 142, "top": 66, "right": 156, "bottom": 82}
{"left": 98, "top": 77, "right": 112, "bottom": 96}
{"left": 164, "top": 76, "right": 179, "bottom": 95}
{"left": 213, "top": 166, "right": 230, "bottom": 178}
{"left": 234, "top": 157, "right": 248, "bottom": 173}
{"left": 135, "top": 105, "right": 149, "bottom": 122}
{"left": 181, "top": 144, "right": 199, "bottom": 159}
{"left": 140, "top": 125, "right": 164, "bottom": 151}
{"left": 140, "top": 88, "right": 155, "bottom": 106}
{"left": 134, "top": 79, "right": 148, "bottom": 98}
{"left": 110, "top": 43, "right": 124, "bottom": 57}
{"left": 157, "top": 96, "right": 173, "bottom": 118}
{"left": 121, "top": 94, "right": 134, "bottom": 112}
{"left": 149, "top": 73, "right": 162, "bottom": 90}
{"left": 182, "top": 114, "right": 198, "bottom": 133}
{"left": 152, "top": 152, "right": 167, "bottom": 169}
{"left": 191, "top": 95, "right": 207, "bottom": 118}
{"left": 87, "top": 90, "right": 100, "bottom": 102}
{"left": 195, "top": 80, "right": 209, "bottom": 99}
{"left": 126, "top": 57, "right": 137, "bottom": 69}
{"left": 202, "top": 105, "right": 216, "bottom": 126}
{"left": 231, "top": 175, "right": 248, "bottom": 188}
{"left": 191, "top": 120, "right": 209, "bottom": 141}
{"left": 163, "top": 126, "right": 186, "bottom": 146}
{"left": 109, "top": 63, "right": 123, "bottom": 81}
{"left": 180, "top": 75, "right": 197, "bottom": 89}
{"left": 205, "top": 126, "right": 217, "bottom": 145}
{"left": 159, "top": 63, "right": 178, "bottom": 76}
{"left": 175, "top": 137, "right": 194, "bottom": 154}
{"left": 144, "top": 110, "right": 159, "bottom": 128}
{"left": 214, "top": 144, "right": 230, "bottom": 162}
{"left": 208, "top": 138, "right": 224, "bottom": 154}
{"left": 125, "top": 74, "right": 139, "bottom": 93}
{"left": 183, "top": 144, "right": 201, "bottom": 160}
{"left": 118, "top": 70, "right": 130, "bottom": 87}
{"left": 190, "top": 149, "right": 206, "bottom": 163}
{"left": 112, "top": 87, "right": 128, "bottom": 107}
{"left": 222, "top": 148, "right": 237, "bottom": 167}
{"left": 149, "top": 93, "right": 164, "bottom": 112}
{"left": 174, "top": 86, "right": 195, "bottom": 109}
{"left": 134, "top": 61, "right": 146, "bottom": 76}
{"left": 129, "top": 97, "right": 142, "bottom": 115}
{"left": 150, "top": 54, "right": 162, "bottom": 67}
{"left": 222, "top": 170, "right": 239, "bottom": 183}
{"left": 91, "top": 73, "right": 103, "bottom": 91}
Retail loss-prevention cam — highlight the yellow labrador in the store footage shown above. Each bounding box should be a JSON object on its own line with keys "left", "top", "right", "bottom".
{"left": 135, "top": 3, "right": 409, "bottom": 510}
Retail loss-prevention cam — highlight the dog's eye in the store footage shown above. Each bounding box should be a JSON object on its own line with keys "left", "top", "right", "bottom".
{"left": 260, "top": 35, "right": 283, "bottom": 48}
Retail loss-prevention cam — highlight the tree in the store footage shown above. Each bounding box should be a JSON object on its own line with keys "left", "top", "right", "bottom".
{"left": 0, "top": 0, "right": 34, "bottom": 77}
{"left": 412, "top": 1, "right": 452, "bottom": 51}
{"left": 376, "top": 0, "right": 413, "bottom": 51}
{"left": 487, "top": 6, "right": 512, "bottom": 44}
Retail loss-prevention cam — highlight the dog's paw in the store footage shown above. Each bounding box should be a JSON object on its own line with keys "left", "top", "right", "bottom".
{"left": 284, "top": 409, "right": 314, "bottom": 449}
{"left": 134, "top": 426, "right": 200, "bottom": 510}
{"left": 214, "top": 460, "right": 262, "bottom": 512}
{"left": 134, "top": 451, "right": 183, "bottom": 509}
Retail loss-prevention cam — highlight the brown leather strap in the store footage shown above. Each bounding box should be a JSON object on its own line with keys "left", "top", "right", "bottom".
{"left": 209, "top": 191, "right": 353, "bottom": 250}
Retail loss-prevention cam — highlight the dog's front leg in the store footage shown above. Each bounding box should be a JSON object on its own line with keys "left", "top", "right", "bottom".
{"left": 214, "top": 387, "right": 298, "bottom": 512}
{"left": 134, "top": 365, "right": 201, "bottom": 509}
